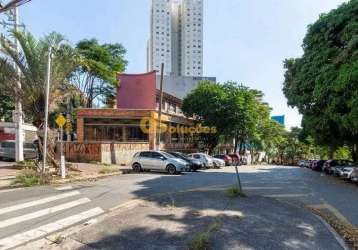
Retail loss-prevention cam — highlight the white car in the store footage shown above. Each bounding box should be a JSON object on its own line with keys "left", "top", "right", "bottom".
{"left": 188, "top": 153, "right": 214, "bottom": 168}
{"left": 131, "top": 151, "right": 189, "bottom": 174}
{"left": 211, "top": 157, "right": 225, "bottom": 168}
{"left": 339, "top": 166, "right": 358, "bottom": 180}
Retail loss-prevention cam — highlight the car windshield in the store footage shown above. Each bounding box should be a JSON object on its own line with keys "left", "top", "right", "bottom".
{"left": 161, "top": 152, "right": 176, "bottom": 159}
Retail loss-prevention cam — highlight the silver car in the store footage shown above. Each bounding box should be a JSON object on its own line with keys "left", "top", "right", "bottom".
{"left": 0, "top": 141, "right": 38, "bottom": 161}
{"left": 211, "top": 157, "right": 225, "bottom": 168}
{"left": 187, "top": 153, "right": 214, "bottom": 168}
{"left": 339, "top": 166, "right": 358, "bottom": 180}
{"left": 131, "top": 151, "right": 189, "bottom": 174}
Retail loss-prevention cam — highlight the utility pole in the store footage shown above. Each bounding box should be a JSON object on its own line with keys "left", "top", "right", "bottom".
{"left": 14, "top": 6, "right": 23, "bottom": 162}
{"left": 42, "top": 46, "right": 52, "bottom": 174}
{"left": 156, "top": 63, "right": 164, "bottom": 151}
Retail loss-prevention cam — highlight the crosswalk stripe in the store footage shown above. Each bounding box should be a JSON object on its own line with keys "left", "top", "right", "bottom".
{"left": 55, "top": 186, "right": 73, "bottom": 191}
{"left": 0, "top": 191, "right": 80, "bottom": 216}
{"left": 0, "top": 198, "right": 90, "bottom": 229}
{"left": 0, "top": 207, "right": 104, "bottom": 250}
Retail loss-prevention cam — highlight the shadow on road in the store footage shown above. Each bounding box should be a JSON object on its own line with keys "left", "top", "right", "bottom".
{"left": 71, "top": 167, "right": 344, "bottom": 250}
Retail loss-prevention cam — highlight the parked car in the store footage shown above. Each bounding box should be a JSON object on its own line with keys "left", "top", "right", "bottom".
{"left": 322, "top": 160, "right": 342, "bottom": 174}
{"left": 187, "top": 153, "right": 214, "bottom": 168}
{"left": 228, "top": 153, "right": 241, "bottom": 166}
{"left": 211, "top": 157, "right": 225, "bottom": 168}
{"left": 0, "top": 141, "right": 38, "bottom": 161}
{"left": 165, "top": 151, "right": 203, "bottom": 171}
{"left": 328, "top": 160, "right": 353, "bottom": 176}
{"left": 311, "top": 160, "right": 326, "bottom": 171}
{"left": 308, "top": 160, "right": 316, "bottom": 169}
{"left": 338, "top": 165, "right": 358, "bottom": 180}
{"left": 304, "top": 160, "right": 311, "bottom": 168}
{"left": 351, "top": 167, "right": 358, "bottom": 183}
{"left": 131, "top": 151, "right": 189, "bottom": 174}
{"left": 298, "top": 160, "right": 307, "bottom": 167}
{"left": 213, "top": 154, "right": 232, "bottom": 166}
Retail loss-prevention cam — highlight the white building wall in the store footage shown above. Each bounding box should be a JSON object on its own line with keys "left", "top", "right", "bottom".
{"left": 181, "top": 0, "right": 203, "bottom": 77}
{"left": 148, "top": 0, "right": 203, "bottom": 77}
{"left": 150, "top": 0, "right": 173, "bottom": 75}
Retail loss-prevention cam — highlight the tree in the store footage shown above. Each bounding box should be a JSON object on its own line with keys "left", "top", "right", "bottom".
{"left": 71, "top": 39, "right": 127, "bottom": 108}
{"left": 182, "top": 80, "right": 225, "bottom": 153}
{"left": 0, "top": 83, "right": 14, "bottom": 121}
{"left": 182, "top": 81, "right": 272, "bottom": 156}
{"left": 0, "top": 31, "right": 78, "bottom": 127}
{"left": 283, "top": 0, "right": 358, "bottom": 161}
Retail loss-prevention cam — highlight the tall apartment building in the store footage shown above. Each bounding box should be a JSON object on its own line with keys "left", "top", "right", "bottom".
{"left": 147, "top": 0, "right": 203, "bottom": 77}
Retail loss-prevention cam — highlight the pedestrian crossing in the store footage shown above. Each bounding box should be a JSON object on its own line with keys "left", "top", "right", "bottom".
{"left": 0, "top": 186, "right": 104, "bottom": 250}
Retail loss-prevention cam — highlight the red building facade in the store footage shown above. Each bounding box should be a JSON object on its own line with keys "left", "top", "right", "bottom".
{"left": 117, "top": 71, "right": 157, "bottom": 109}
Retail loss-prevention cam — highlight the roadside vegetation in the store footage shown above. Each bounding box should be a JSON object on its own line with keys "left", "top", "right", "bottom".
{"left": 0, "top": 29, "right": 127, "bottom": 177}
{"left": 13, "top": 169, "right": 50, "bottom": 187}
{"left": 98, "top": 165, "right": 120, "bottom": 174}
{"left": 225, "top": 186, "right": 246, "bottom": 198}
{"left": 187, "top": 218, "right": 221, "bottom": 250}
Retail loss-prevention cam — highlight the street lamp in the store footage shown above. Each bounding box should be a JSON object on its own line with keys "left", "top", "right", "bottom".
{"left": 42, "top": 46, "right": 52, "bottom": 175}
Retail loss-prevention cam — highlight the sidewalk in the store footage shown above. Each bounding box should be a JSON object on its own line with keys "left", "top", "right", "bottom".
{"left": 33, "top": 188, "right": 346, "bottom": 250}
{"left": 0, "top": 162, "right": 132, "bottom": 189}
{"left": 0, "top": 162, "right": 18, "bottom": 180}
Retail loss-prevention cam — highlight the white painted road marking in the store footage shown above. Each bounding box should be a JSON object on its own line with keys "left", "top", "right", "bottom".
{"left": 0, "top": 191, "right": 80, "bottom": 216}
{"left": 264, "top": 193, "right": 310, "bottom": 198}
{"left": 0, "top": 188, "right": 24, "bottom": 194}
{"left": 55, "top": 186, "right": 73, "bottom": 191}
{"left": 0, "top": 207, "right": 104, "bottom": 250}
{"left": 0, "top": 198, "right": 90, "bottom": 229}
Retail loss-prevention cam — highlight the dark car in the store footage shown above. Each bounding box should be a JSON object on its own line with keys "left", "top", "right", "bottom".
{"left": 228, "top": 153, "right": 241, "bottom": 166}
{"left": 166, "top": 151, "right": 202, "bottom": 171}
{"left": 311, "top": 160, "right": 326, "bottom": 171}
{"left": 213, "top": 154, "right": 232, "bottom": 166}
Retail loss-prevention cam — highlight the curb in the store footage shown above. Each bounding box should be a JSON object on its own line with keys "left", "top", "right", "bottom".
{"left": 0, "top": 169, "right": 134, "bottom": 191}
{"left": 313, "top": 214, "right": 350, "bottom": 250}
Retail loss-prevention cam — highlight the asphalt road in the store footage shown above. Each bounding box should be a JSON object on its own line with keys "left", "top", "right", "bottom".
{"left": 0, "top": 165, "right": 356, "bottom": 249}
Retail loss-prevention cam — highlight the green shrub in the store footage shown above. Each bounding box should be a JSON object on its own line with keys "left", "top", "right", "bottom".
{"left": 187, "top": 218, "right": 221, "bottom": 250}
{"left": 99, "top": 166, "right": 119, "bottom": 174}
{"left": 187, "top": 232, "right": 210, "bottom": 250}
{"left": 13, "top": 169, "right": 44, "bottom": 187}
{"left": 225, "top": 186, "right": 246, "bottom": 198}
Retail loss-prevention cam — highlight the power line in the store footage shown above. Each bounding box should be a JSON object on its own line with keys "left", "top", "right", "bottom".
{"left": 0, "top": 0, "right": 31, "bottom": 13}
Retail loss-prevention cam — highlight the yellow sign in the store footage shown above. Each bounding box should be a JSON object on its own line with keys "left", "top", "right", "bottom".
{"left": 55, "top": 114, "right": 66, "bottom": 128}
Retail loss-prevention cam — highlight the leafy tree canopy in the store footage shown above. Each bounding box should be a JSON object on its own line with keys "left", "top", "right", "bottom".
{"left": 283, "top": 0, "right": 358, "bottom": 160}
{"left": 72, "top": 39, "right": 127, "bottom": 108}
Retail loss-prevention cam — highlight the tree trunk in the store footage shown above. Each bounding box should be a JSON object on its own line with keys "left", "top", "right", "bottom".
{"left": 351, "top": 143, "right": 358, "bottom": 162}
{"left": 234, "top": 136, "right": 239, "bottom": 152}
{"left": 328, "top": 146, "right": 336, "bottom": 159}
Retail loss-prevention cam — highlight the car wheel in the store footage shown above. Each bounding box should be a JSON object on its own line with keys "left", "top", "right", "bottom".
{"left": 132, "top": 163, "right": 142, "bottom": 173}
{"left": 167, "top": 164, "right": 177, "bottom": 175}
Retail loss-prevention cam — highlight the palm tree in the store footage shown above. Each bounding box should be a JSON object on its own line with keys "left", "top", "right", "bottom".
{"left": 0, "top": 31, "right": 78, "bottom": 127}
{"left": 0, "top": 31, "right": 78, "bottom": 171}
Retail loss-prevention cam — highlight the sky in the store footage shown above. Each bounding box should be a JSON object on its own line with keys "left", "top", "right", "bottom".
{"left": 16, "top": 0, "right": 347, "bottom": 128}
